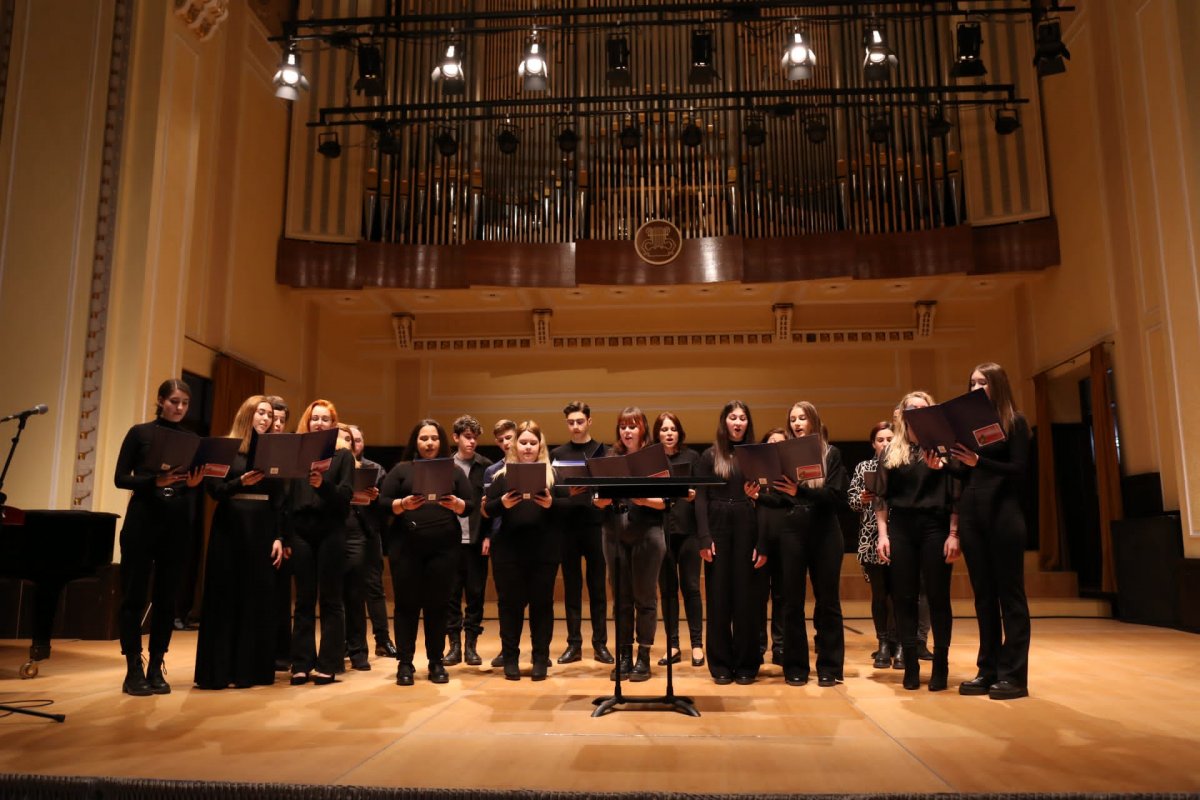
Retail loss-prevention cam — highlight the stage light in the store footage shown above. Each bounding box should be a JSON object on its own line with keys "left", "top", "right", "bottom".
{"left": 1034, "top": 19, "right": 1070, "bottom": 76}
{"left": 606, "top": 33, "right": 631, "bottom": 87}
{"left": 771, "top": 102, "right": 796, "bottom": 119}
{"left": 432, "top": 39, "right": 465, "bottom": 94}
{"left": 273, "top": 43, "right": 309, "bottom": 101}
{"left": 994, "top": 106, "right": 1021, "bottom": 135}
{"left": 744, "top": 115, "right": 766, "bottom": 148}
{"left": 378, "top": 126, "right": 401, "bottom": 155}
{"left": 951, "top": 22, "right": 987, "bottom": 78}
{"left": 496, "top": 125, "right": 520, "bottom": 154}
{"left": 781, "top": 30, "right": 816, "bottom": 81}
{"left": 434, "top": 128, "right": 458, "bottom": 157}
{"left": 518, "top": 31, "right": 548, "bottom": 91}
{"left": 804, "top": 114, "right": 829, "bottom": 144}
{"left": 862, "top": 25, "right": 897, "bottom": 82}
{"left": 619, "top": 122, "right": 641, "bottom": 150}
{"left": 926, "top": 105, "right": 952, "bottom": 138}
{"left": 355, "top": 44, "right": 384, "bottom": 97}
{"left": 680, "top": 120, "right": 703, "bottom": 148}
{"left": 556, "top": 124, "right": 578, "bottom": 153}
{"left": 317, "top": 132, "right": 341, "bottom": 158}
{"left": 867, "top": 111, "right": 892, "bottom": 144}
{"left": 689, "top": 28, "right": 715, "bottom": 85}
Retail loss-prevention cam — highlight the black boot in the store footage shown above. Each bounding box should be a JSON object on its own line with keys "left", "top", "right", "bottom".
{"left": 146, "top": 653, "right": 171, "bottom": 694}
{"left": 872, "top": 639, "right": 892, "bottom": 669}
{"left": 629, "top": 646, "right": 652, "bottom": 682}
{"left": 891, "top": 643, "right": 906, "bottom": 670}
{"left": 902, "top": 646, "right": 920, "bottom": 690}
{"left": 122, "top": 654, "right": 152, "bottom": 696}
{"left": 464, "top": 633, "right": 482, "bottom": 666}
{"left": 443, "top": 634, "right": 462, "bottom": 666}
{"left": 928, "top": 648, "right": 949, "bottom": 692}
{"left": 609, "top": 647, "right": 633, "bottom": 681}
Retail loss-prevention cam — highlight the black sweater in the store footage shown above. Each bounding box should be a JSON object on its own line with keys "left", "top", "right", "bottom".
{"left": 483, "top": 469, "right": 564, "bottom": 562}
{"left": 378, "top": 460, "right": 475, "bottom": 537}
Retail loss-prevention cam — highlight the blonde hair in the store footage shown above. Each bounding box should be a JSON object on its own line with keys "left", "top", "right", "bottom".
{"left": 882, "top": 390, "right": 935, "bottom": 469}
{"left": 787, "top": 400, "right": 828, "bottom": 488}
{"left": 227, "top": 395, "right": 271, "bottom": 455}
{"left": 498, "top": 420, "right": 555, "bottom": 488}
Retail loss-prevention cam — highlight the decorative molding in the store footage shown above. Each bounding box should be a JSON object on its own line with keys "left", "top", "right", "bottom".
{"left": 772, "top": 303, "right": 793, "bottom": 343}
{"left": 73, "top": 0, "right": 133, "bottom": 509}
{"left": 392, "top": 312, "right": 414, "bottom": 350}
{"left": 173, "top": 0, "right": 229, "bottom": 42}
{"left": 914, "top": 300, "right": 937, "bottom": 338}
{"left": 532, "top": 308, "right": 552, "bottom": 347}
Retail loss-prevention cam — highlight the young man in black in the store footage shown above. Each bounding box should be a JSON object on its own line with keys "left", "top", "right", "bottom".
{"left": 445, "top": 415, "right": 493, "bottom": 667}
{"left": 550, "top": 401, "right": 613, "bottom": 664}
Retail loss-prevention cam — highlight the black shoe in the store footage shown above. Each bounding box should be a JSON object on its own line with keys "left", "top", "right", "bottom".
{"left": 712, "top": 672, "right": 734, "bottom": 686}
{"left": 958, "top": 674, "right": 996, "bottom": 696}
{"left": 503, "top": 660, "right": 521, "bottom": 681}
{"left": 593, "top": 644, "right": 615, "bottom": 664}
{"left": 629, "top": 648, "right": 651, "bottom": 682}
{"left": 311, "top": 671, "right": 337, "bottom": 686}
{"left": 657, "top": 648, "right": 681, "bottom": 667}
{"left": 988, "top": 680, "right": 1028, "bottom": 700}
{"left": 609, "top": 650, "right": 633, "bottom": 681}
{"left": 691, "top": 647, "right": 706, "bottom": 667}
{"left": 873, "top": 639, "right": 893, "bottom": 670}
{"left": 784, "top": 672, "right": 808, "bottom": 686}
{"left": 349, "top": 652, "right": 371, "bottom": 671}
{"left": 122, "top": 656, "right": 153, "bottom": 697}
{"left": 290, "top": 672, "right": 309, "bottom": 686}
{"left": 892, "top": 644, "right": 906, "bottom": 670}
{"left": 734, "top": 673, "right": 756, "bottom": 685}
{"left": 429, "top": 662, "right": 449, "bottom": 684}
{"left": 557, "top": 645, "right": 582, "bottom": 664}
{"left": 173, "top": 618, "right": 186, "bottom": 631}
{"left": 916, "top": 642, "right": 934, "bottom": 661}
{"left": 274, "top": 659, "right": 292, "bottom": 672}
{"left": 146, "top": 656, "right": 171, "bottom": 695}
{"left": 464, "top": 635, "right": 482, "bottom": 666}
{"left": 531, "top": 659, "right": 549, "bottom": 681}
{"left": 770, "top": 647, "right": 783, "bottom": 666}
{"left": 817, "top": 674, "right": 840, "bottom": 688}
{"left": 376, "top": 640, "right": 399, "bottom": 659}
{"left": 396, "top": 663, "right": 414, "bottom": 686}
{"left": 902, "top": 647, "right": 920, "bottom": 690}
{"left": 928, "top": 650, "right": 949, "bottom": 692}
{"left": 443, "top": 637, "right": 463, "bottom": 666}
{"left": 491, "top": 653, "right": 506, "bottom": 668}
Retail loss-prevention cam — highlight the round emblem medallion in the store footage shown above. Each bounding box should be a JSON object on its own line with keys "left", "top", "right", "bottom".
{"left": 634, "top": 219, "right": 682, "bottom": 266}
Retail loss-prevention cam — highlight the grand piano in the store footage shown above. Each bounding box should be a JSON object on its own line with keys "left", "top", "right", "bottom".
{"left": 0, "top": 507, "right": 118, "bottom": 677}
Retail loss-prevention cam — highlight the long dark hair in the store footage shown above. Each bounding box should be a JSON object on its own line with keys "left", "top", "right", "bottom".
{"left": 972, "top": 362, "right": 1019, "bottom": 434}
{"left": 652, "top": 411, "right": 687, "bottom": 450}
{"left": 712, "top": 400, "right": 754, "bottom": 478}
{"left": 154, "top": 378, "right": 191, "bottom": 417}
{"left": 402, "top": 418, "right": 450, "bottom": 461}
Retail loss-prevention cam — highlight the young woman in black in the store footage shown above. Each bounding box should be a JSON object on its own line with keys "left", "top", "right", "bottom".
{"left": 950, "top": 362, "right": 1032, "bottom": 700}
{"left": 695, "top": 401, "right": 768, "bottom": 685}
{"left": 875, "top": 391, "right": 960, "bottom": 691}
{"left": 379, "top": 419, "right": 473, "bottom": 686}
{"left": 770, "top": 402, "right": 849, "bottom": 687}
{"left": 848, "top": 421, "right": 898, "bottom": 669}
{"left": 482, "top": 420, "right": 561, "bottom": 681}
{"left": 113, "top": 378, "right": 202, "bottom": 695}
{"left": 340, "top": 423, "right": 381, "bottom": 672}
{"left": 653, "top": 411, "right": 704, "bottom": 668}
{"left": 286, "top": 399, "right": 355, "bottom": 686}
{"left": 595, "top": 407, "right": 666, "bottom": 682}
{"left": 194, "top": 395, "right": 283, "bottom": 689}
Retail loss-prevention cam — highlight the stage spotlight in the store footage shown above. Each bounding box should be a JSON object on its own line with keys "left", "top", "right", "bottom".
{"left": 951, "top": 22, "right": 987, "bottom": 78}
{"left": 926, "top": 105, "right": 952, "bottom": 138}
{"left": 994, "top": 106, "right": 1021, "bottom": 135}
{"left": 781, "top": 30, "right": 816, "bottom": 81}
{"left": 272, "top": 43, "right": 309, "bottom": 101}
{"left": 771, "top": 102, "right": 796, "bottom": 119}
{"left": 1034, "top": 19, "right": 1070, "bottom": 76}
{"left": 378, "top": 126, "right": 401, "bottom": 155}
{"left": 689, "top": 29, "right": 715, "bottom": 85}
{"left": 431, "top": 39, "right": 465, "bottom": 94}
{"left": 743, "top": 115, "right": 766, "bottom": 148}
{"left": 355, "top": 44, "right": 384, "bottom": 97}
{"left": 556, "top": 124, "right": 578, "bottom": 153}
{"left": 434, "top": 128, "right": 458, "bottom": 158}
{"left": 867, "top": 111, "right": 892, "bottom": 144}
{"left": 606, "top": 33, "right": 631, "bottom": 87}
{"left": 619, "top": 122, "right": 641, "bottom": 150}
{"left": 518, "top": 31, "right": 548, "bottom": 91}
{"left": 862, "top": 25, "right": 897, "bottom": 82}
{"left": 497, "top": 125, "right": 520, "bottom": 154}
{"left": 680, "top": 120, "right": 703, "bottom": 148}
{"left": 317, "top": 132, "right": 341, "bottom": 159}
{"left": 804, "top": 114, "right": 829, "bottom": 144}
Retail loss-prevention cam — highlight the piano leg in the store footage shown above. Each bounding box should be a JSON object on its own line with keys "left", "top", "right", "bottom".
{"left": 21, "top": 576, "right": 67, "bottom": 678}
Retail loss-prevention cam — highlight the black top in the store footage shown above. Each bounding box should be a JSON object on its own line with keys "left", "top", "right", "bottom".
{"left": 550, "top": 440, "right": 607, "bottom": 528}
{"left": 757, "top": 445, "right": 850, "bottom": 540}
{"left": 483, "top": 469, "right": 564, "bottom": 562}
{"left": 954, "top": 414, "right": 1031, "bottom": 497}
{"left": 664, "top": 448, "right": 701, "bottom": 538}
{"left": 113, "top": 418, "right": 200, "bottom": 501}
{"left": 694, "top": 445, "right": 763, "bottom": 553}
{"left": 878, "top": 444, "right": 956, "bottom": 512}
{"left": 378, "top": 460, "right": 475, "bottom": 536}
{"left": 284, "top": 448, "right": 355, "bottom": 537}
{"left": 204, "top": 452, "right": 285, "bottom": 537}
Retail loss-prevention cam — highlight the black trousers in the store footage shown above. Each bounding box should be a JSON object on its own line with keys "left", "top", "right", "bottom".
{"left": 289, "top": 525, "right": 346, "bottom": 675}
{"left": 343, "top": 525, "right": 369, "bottom": 658}
{"left": 388, "top": 526, "right": 458, "bottom": 665}
{"left": 761, "top": 523, "right": 785, "bottom": 654}
{"left": 659, "top": 532, "right": 703, "bottom": 650}
{"left": 446, "top": 541, "right": 488, "bottom": 638}
{"left": 862, "top": 563, "right": 896, "bottom": 643}
{"left": 363, "top": 528, "right": 390, "bottom": 643}
{"left": 603, "top": 526, "right": 666, "bottom": 649}
{"left": 703, "top": 502, "right": 765, "bottom": 679}
{"left": 560, "top": 522, "right": 608, "bottom": 647}
{"left": 273, "top": 555, "right": 293, "bottom": 663}
{"left": 118, "top": 496, "right": 190, "bottom": 656}
{"left": 959, "top": 487, "right": 1031, "bottom": 686}
{"left": 780, "top": 510, "right": 845, "bottom": 680}
{"left": 888, "top": 508, "right": 953, "bottom": 654}
{"left": 493, "top": 557, "right": 557, "bottom": 662}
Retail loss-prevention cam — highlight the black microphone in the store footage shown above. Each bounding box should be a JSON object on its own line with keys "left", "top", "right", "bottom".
{"left": 0, "top": 404, "right": 49, "bottom": 423}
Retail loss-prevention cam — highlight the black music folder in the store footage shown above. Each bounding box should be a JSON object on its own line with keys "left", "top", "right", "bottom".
{"left": 351, "top": 467, "right": 379, "bottom": 505}
{"left": 668, "top": 460, "right": 692, "bottom": 478}
{"left": 585, "top": 454, "right": 631, "bottom": 478}
{"left": 862, "top": 463, "right": 882, "bottom": 495}
{"left": 625, "top": 443, "right": 671, "bottom": 478}
{"left": 507, "top": 462, "right": 548, "bottom": 499}
{"left": 552, "top": 461, "right": 588, "bottom": 480}
{"left": 778, "top": 434, "right": 824, "bottom": 481}
{"left": 412, "top": 457, "right": 457, "bottom": 500}
{"left": 143, "top": 428, "right": 240, "bottom": 478}
{"left": 248, "top": 429, "right": 338, "bottom": 479}
{"left": 903, "top": 390, "right": 1006, "bottom": 455}
{"left": 734, "top": 442, "right": 782, "bottom": 485}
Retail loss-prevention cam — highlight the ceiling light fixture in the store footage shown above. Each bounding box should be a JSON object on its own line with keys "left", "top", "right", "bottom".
{"left": 518, "top": 30, "right": 548, "bottom": 91}
{"left": 781, "top": 30, "right": 816, "bottom": 81}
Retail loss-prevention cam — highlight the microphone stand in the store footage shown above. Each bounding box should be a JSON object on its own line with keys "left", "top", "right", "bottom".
{"left": 0, "top": 416, "right": 66, "bottom": 722}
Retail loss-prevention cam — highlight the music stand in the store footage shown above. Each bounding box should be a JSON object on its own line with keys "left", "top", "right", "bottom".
{"left": 561, "top": 475, "right": 722, "bottom": 718}
{"left": 0, "top": 414, "right": 67, "bottom": 723}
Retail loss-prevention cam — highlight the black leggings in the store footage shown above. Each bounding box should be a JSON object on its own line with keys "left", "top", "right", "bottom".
{"left": 659, "top": 532, "right": 703, "bottom": 650}
{"left": 118, "top": 497, "right": 190, "bottom": 656}
{"left": 887, "top": 508, "right": 953, "bottom": 654}
{"left": 862, "top": 563, "right": 895, "bottom": 643}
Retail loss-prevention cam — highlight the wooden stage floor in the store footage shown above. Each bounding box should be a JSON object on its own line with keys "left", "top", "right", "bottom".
{"left": 0, "top": 618, "right": 1198, "bottom": 795}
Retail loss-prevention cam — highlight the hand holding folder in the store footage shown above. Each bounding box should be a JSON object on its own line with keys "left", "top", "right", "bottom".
{"left": 902, "top": 390, "right": 1006, "bottom": 455}
{"left": 411, "top": 458, "right": 457, "bottom": 500}
{"left": 248, "top": 429, "right": 338, "bottom": 479}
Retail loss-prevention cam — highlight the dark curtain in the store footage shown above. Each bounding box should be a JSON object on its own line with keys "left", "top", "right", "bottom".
{"left": 1033, "top": 372, "right": 1064, "bottom": 571}
{"left": 1089, "top": 344, "right": 1122, "bottom": 593}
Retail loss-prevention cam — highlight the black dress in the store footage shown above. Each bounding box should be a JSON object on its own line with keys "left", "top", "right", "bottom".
{"left": 194, "top": 454, "right": 283, "bottom": 689}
